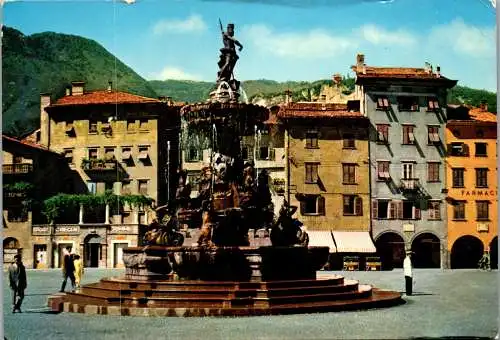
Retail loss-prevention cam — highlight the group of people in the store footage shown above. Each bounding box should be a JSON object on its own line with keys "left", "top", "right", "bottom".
{"left": 60, "top": 248, "right": 84, "bottom": 293}
{"left": 8, "top": 248, "right": 84, "bottom": 314}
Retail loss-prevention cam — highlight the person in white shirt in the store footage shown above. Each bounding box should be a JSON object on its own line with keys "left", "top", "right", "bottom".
{"left": 403, "top": 251, "right": 413, "bottom": 296}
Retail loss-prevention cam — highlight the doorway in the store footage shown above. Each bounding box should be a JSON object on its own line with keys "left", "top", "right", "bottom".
{"left": 113, "top": 243, "right": 128, "bottom": 268}
{"left": 34, "top": 244, "right": 48, "bottom": 269}
{"left": 84, "top": 234, "right": 102, "bottom": 267}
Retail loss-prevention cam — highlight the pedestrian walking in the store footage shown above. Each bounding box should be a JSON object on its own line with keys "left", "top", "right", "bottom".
{"left": 403, "top": 250, "right": 413, "bottom": 296}
{"left": 8, "top": 254, "right": 27, "bottom": 313}
{"left": 60, "top": 248, "right": 76, "bottom": 292}
{"left": 73, "top": 254, "right": 84, "bottom": 289}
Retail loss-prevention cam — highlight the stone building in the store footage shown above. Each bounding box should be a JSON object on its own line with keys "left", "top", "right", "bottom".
{"left": 277, "top": 101, "right": 376, "bottom": 267}
{"left": 2, "top": 135, "right": 78, "bottom": 268}
{"left": 446, "top": 103, "right": 498, "bottom": 269}
{"left": 351, "top": 54, "right": 457, "bottom": 269}
{"left": 24, "top": 81, "right": 181, "bottom": 268}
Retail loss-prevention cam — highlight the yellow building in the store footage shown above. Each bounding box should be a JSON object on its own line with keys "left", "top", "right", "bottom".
{"left": 278, "top": 102, "right": 376, "bottom": 266}
{"left": 446, "top": 103, "right": 498, "bottom": 269}
{"left": 23, "top": 81, "right": 181, "bottom": 268}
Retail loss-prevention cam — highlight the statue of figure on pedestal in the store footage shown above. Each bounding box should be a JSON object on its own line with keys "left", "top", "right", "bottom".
{"left": 217, "top": 20, "right": 243, "bottom": 94}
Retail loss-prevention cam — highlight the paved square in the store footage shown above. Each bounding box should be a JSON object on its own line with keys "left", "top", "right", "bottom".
{"left": 3, "top": 268, "right": 498, "bottom": 339}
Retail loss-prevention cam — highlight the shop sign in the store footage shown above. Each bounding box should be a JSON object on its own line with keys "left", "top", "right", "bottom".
{"left": 55, "top": 226, "right": 79, "bottom": 234}
{"left": 460, "top": 189, "right": 498, "bottom": 197}
{"left": 32, "top": 226, "right": 51, "bottom": 235}
{"left": 111, "top": 225, "right": 132, "bottom": 234}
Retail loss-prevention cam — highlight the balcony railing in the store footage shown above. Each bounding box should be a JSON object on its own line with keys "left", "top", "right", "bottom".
{"left": 3, "top": 163, "right": 33, "bottom": 174}
{"left": 81, "top": 159, "right": 118, "bottom": 171}
{"left": 400, "top": 178, "right": 419, "bottom": 191}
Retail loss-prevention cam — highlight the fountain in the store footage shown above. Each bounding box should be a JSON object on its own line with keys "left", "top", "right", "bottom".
{"left": 47, "top": 20, "right": 402, "bottom": 317}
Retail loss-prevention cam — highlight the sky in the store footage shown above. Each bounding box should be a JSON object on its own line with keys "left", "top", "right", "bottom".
{"left": 2, "top": 0, "right": 498, "bottom": 91}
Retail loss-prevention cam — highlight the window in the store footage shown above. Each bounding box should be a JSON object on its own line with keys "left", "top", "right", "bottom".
{"left": 139, "top": 119, "right": 149, "bottom": 131}
{"left": 87, "top": 182, "right": 97, "bottom": 194}
{"left": 241, "top": 147, "right": 249, "bottom": 160}
{"left": 104, "top": 147, "right": 115, "bottom": 160}
{"left": 376, "top": 124, "right": 389, "bottom": 143}
{"left": 475, "top": 143, "right": 487, "bottom": 157}
{"left": 138, "top": 180, "right": 148, "bottom": 196}
{"left": 343, "top": 134, "right": 355, "bottom": 149}
{"left": 122, "top": 180, "right": 132, "bottom": 195}
{"left": 305, "top": 163, "right": 319, "bottom": 184}
{"left": 377, "top": 161, "right": 390, "bottom": 180}
{"left": 453, "top": 201, "right": 466, "bottom": 220}
{"left": 105, "top": 182, "right": 114, "bottom": 192}
{"left": 127, "top": 119, "right": 136, "bottom": 132}
{"left": 427, "top": 162, "right": 440, "bottom": 182}
{"left": 88, "top": 148, "right": 98, "bottom": 160}
{"left": 64, "top": 149, "right": 73, "bottom": 164}
{"left": 398, "top": 96, "right": 419, "bottom": 111}
{"left": 427, "top": 97, "right": 440, "bottom": 111}
{"left": 402, "top": 125, "right": 415, "bottom": 145}
{"left": 402, "top": 201, "right": 420, "bottom": 220}
{"left": 305, "top": 132, "right": 319, "bottom": 149}
{"left": 259, "top": 147, "right": 269, "bottom": 160}
{"left": 300, "top": 195, "right": 325, "bottom": 215}
{"left": 88, "top": 120, "right": 97, "bottom": 133}
{"left": 138, "top": 146, "right": 150, "bottom": 162}
{"left": 476, "top": 168, "right": 488, "bottom": 188}
{"left": 342, "top": 163, "right": 356, "bottom": 184}
{"left": 476, "top": 201, "right": 489, "bottom": 221}
{"left": 343, "top": 195, "right": 363, "bottom": 216}
{"left": 65, "top": 121, "right": 75, "bottom": 135}
{"left": 12, "top": 155, "right": 23, "bottom": 164}
{"left": 452, "top": 168, "right": 465, "bottom": 188}
{"left": 427, "top": 126, "right": 440, "bottom": 144}
{"left": 187, "top": 148, "right": 201, "bottom": 162}
{"left": 449, "top": 142, "right": 469, "bottom": 156}
{"left": 402, "top": 163, "right": 414, "bottom": 179}
{"left": 428, "top": 201, "right": 441, "bottom": 220}
{"left": 376, "top": 96, "right": 390, "bottom": 110}
{"left": 122, "top": 147, "right": 133, "bottom": 164}
{"left": 7, "top": 206, "right": 28, "bottom": 222}
{"left": 372, "top": 200, "right": 390, "bottom": 219}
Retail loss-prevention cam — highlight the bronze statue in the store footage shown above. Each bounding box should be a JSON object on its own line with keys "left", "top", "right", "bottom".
{"left": 217, "top": 20, "right": 243, "bottom": 93}
{"left": 270, "top": 200, "right": 309, "bottom": 247}
{"left": 143, "top": 206, "right": 184, "bottom": 247}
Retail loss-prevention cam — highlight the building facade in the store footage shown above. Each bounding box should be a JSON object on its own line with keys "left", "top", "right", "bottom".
{"left": 2, "top": 135, "right": 77, "bottom": 268}
{"left": 352, "top": 54, "right": 457, "bottom": 269}
{"left": 278, "top": 102, "right": 376, "bottom": 266}
{"left": 22, "top": 81, "right": 181, "bottom": 268}
{"left": 446, "top": 104, "right": 498, "bottom": 269}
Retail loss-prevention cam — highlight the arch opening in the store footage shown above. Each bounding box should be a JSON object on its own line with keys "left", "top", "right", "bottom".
{"left": 375, "top": 232, "right": 405, "bottom": 270}
{"left": 411, "top": 233, "right": 441, "bottom": 268}
{"left": 451, "top": 235, "right": 483, "bottom": 269}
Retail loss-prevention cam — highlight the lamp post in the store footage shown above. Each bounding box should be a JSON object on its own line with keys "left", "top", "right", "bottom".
{"left": 167, "top": 141, "right": 170, "bottom": 203}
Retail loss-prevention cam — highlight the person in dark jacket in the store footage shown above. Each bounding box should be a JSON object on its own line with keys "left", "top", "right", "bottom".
{"left": 8, "top": 254, "right": 27, "bottom": 313}
{"left": 60, "top": 248, "right": 76, "bottom": 292}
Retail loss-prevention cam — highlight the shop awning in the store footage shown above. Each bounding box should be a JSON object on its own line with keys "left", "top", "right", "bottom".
{"left": 331, "top": 231, "right": 377, "bottom": 253}
{"left": 307, "top": 231, "right": 337, "bottom": 252}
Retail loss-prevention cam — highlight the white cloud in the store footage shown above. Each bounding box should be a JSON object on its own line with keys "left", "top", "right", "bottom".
{"left": 427, "top": 18, "right": 495, "bottom": 58}
{"left": 151, "top": 66, "right": 201, "bottom": 81}
{"left": 359, "top": 24, "right": 416, "bottom": 46}
{"left": 153, "top": 15, "right": 207, "bottom": 35}
{"left": 242, "top": 24, "right": 357, "bottom": 58}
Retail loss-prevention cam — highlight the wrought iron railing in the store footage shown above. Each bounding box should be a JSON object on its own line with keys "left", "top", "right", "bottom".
{"left": 3, "top": 163, "right": 33, "bottom": 174}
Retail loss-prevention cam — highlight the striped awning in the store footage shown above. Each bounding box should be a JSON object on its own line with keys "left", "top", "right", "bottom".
{"left": 308, "top": 231, "right": 337, "bottom": 252}
{"left": 331, "top": 231, "right": 377, "bottom": 253}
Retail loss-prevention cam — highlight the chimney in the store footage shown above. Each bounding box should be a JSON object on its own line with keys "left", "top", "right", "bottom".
{"left": 436, "top": 66, "right": 441, "bottom": 78}
{"left": 333, "top": 73, "right": 342, "bottom": 86}
{"left": 284, "top": 90, "right": 292, "bottom": 104}
{"left": 40, "top": 93, "right": 52, "bottom": 148}
{"left": 480, "top": 100, "right": 488, "bottom": 112}
{"left": 424, "top": 62, "right": 432, "bottom": 74}
{"left": 158, "top": 96, "right": 166, "bottom": 102}
{"left": 65, "top": 86, "right": 71, "bottom": 96}
{"left": 356, "top": 53, "right": 365, "bottom": 71}
{"left": 107, "top": 81, "right": 112, "bottom": 93}
{"left": 362, "top": 64, "right": 367, "bottom": 75}
{"left": 71, "top": 81, "right": 85, "bottom": 96}
{"left": 166, "top": 96, "right": 173, "bottom": 106}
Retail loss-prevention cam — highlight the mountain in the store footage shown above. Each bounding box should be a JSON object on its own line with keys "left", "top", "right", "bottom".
{"left": 2, "top": 26, "right": 158, "bottom": 136}
{"left": 448, "top": 85, "right": 497, "bottom": 112}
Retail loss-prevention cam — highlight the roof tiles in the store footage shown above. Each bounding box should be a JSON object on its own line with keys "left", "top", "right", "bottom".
{"left": 277, "top": 102, "right": 363, "bottom": 119}
{"left": 51, "top": 90, "right": 161, "bottom": 107}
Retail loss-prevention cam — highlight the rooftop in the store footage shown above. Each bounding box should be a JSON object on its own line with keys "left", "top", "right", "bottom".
{"left": 50, "top": 90, "right": 161, "bottom": 107}
{"left": 2, "top": 134, "right": 61, "bottom": 155}
{"left": 277, "top": 102, "right": 363, "bottom": 119}
{"left": 447, "top": 104, "right": 497, "bottom": 124}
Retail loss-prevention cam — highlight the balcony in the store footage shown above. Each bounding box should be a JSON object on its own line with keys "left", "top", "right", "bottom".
{"left": 400, "top": 178, "right": 420, "bottom": 191}
{"left": 3, "top": 163, "right": 33, "bottom": 175}
{"left": 81, "top": 158, "right": 125, "bottom": 181}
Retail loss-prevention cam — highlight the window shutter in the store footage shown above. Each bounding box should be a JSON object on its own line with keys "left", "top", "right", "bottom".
{"left": 269, "top": 148, "right": 275, "bottom": 161}
{"left": 414, "top": 202, "right": 421, "bottom": 220}
{"left": 372, "top": 200, "right": 378, "bottom": 219}
{"left": 318, "top": 196, "right": 325, "bottom": 216}
{"left": 388, "top": 202, "right": 395, "bottom": 219}
{"left": 355, "top": 197, "right": 363, "bottom": 216}
{"left": 397, "top": 201, "right": 403, "bottom": 219}
{"left": 462, "top": 143, "right": 470, "bottom": 156}
{"left": 300, "top": 200, "right": 306, "bottom": 215}
{"left": 446, "top": 143, "right": 452, "bottom": 156}
{"left": 428, "top": 201, "right": 434, "bottom": 220}
{"left": 435, "top": 202, "right": 441, "bottom": 220}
